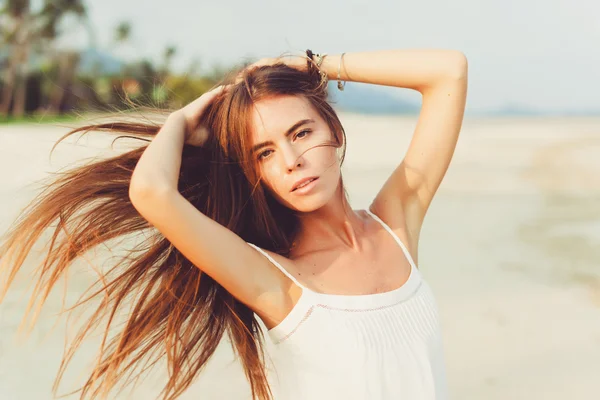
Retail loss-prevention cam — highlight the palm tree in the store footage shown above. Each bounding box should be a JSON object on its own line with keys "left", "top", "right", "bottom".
{"left": 107, "top": 21, "right": 133, "bottom": 104}
{"left": 39, "top": 0, "right": 91, "bottom": 114}
{"left": 0, "top": 0, "right": 30, "bottom": 117}
{"left": 114, "top": 21, "right": 131, "bottom": 47}
{"left": 162, "top": 45, "right": 177, "bottom": 76}
{"left": 0, "top": 0, "right": 92, "bottom": 117}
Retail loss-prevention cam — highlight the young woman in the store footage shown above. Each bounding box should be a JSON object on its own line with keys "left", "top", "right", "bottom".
{"left": 0, "top": 49, "right": 468, "bottom": 399}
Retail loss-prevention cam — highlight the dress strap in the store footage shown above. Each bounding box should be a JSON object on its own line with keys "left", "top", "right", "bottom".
{"left": 365, "top": 209, "right": 418, "bottom": 271}
{"left": 246, "top": 243, "right": 308, "bottom": 290}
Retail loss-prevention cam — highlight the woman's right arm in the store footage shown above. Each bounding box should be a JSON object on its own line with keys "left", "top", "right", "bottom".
{"left": 129, "top": 111, "right": 296, "bottom": 328}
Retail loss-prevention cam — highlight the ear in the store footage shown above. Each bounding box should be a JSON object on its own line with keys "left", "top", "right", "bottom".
{"left": 332, "top": 126, "right": 345, "bottom": 148}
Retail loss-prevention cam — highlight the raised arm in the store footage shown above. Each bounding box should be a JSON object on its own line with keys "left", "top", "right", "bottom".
{"left": 320, "top": 49, "right": 468, "bottom": 250}
{"left": 128, "top": 88, "right": 292, "bottom": 328}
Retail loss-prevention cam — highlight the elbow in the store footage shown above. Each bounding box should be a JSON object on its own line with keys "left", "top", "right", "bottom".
{"left": 129, "top": 169, "right": 175, "bottom": 200}
{"left": 129, "top": 181, "right": 174, "bottom": 208}
{"left": 129, "top": 184, "right": 177, "bottom": 226}
{"left": 446, "top": 51, "right": 468, "bottom": 81}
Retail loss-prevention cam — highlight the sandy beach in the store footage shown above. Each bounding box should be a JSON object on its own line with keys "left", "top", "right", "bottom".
{"left": 1, "top": 113, "right": 599, "bottom": 399}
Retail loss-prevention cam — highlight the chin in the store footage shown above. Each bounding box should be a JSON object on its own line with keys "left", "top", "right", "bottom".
{"left": 283, "top": 191, "right": 335, "bottom": 213}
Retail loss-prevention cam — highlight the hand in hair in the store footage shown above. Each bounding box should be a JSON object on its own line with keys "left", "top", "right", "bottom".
{"left": 236, "top": 53, "right": 309, "bottom": 83}
{"left": 176, "top": 84, "right": 231, "bottom": 147}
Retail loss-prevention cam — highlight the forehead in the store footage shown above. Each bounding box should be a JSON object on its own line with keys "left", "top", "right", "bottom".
{"left": 250, "top": 95, "right": 318, "bottom": 142}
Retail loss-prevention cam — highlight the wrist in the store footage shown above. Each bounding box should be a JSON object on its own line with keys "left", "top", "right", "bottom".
{"left": 166, "top": 111, "right": 190, "bottom": 138}
{"left": 306, "top": 51, "right": 347, "bottom": 90}
{"left": 322, "top": 54, "right": 346, "bottom": 82}
{"left": 168, "top": 110, "right": 185, "bottom": 124}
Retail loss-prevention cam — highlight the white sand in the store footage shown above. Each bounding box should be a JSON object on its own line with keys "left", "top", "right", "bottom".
{"left": 1, "top": 114, "right": 599, "bottom": 399}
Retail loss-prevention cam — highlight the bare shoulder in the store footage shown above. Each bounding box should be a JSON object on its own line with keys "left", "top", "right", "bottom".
{"left": 247, "top": 246, "right": 304, "bottom": 330}
{"left": 367, "top": 198, "right": 421, "bottom": 262}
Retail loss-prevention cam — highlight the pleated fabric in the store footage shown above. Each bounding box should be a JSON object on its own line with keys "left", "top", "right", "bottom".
{"left": 248, "top": 210, "right": 448, "bottom": 400}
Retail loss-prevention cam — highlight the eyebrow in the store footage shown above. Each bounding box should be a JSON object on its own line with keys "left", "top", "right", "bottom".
{"left": 251, "top": 118, "right": 315, "bottom": 154}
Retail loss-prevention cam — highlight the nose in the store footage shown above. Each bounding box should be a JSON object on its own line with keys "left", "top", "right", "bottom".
{"left": 282, "top": 145, "right": 303, "bottom": 172}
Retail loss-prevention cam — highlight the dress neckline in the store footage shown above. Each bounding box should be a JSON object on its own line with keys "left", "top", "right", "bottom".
{"left": 248, "top": 209, "right": 423, "bottom": 337}
{"left": 273, "top": 209, "right": 421, "bottom": 313}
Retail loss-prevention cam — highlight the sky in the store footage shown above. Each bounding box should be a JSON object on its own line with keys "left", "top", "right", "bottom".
{"left": 54, "top": 0, "right": 600, "bottom": 113}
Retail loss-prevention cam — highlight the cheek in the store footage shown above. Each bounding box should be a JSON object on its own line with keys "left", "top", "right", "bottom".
{"left": 259, "top": 163, "right": 285, "bottom": 194}
{"left": 310, "top": 146, "right": 339, "bottom": 171}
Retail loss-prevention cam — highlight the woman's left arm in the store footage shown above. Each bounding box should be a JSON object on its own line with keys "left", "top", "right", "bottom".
{"left": 321, "top": 49, "right": 468, "bottom": 242}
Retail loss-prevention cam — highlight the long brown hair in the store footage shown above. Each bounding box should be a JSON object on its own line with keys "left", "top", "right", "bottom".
{"left": 0, "top": 59, "right": 347, "bottom": 399}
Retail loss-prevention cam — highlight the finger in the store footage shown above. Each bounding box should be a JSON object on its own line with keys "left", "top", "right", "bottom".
{"left": 182, "top": 85, "right": 230, "bottom": 120}
{"left": 201, "top": 85, "right": 230, "bottom": 101}
{"left": 207, "top": 85, "right": 227, "bottom": 94}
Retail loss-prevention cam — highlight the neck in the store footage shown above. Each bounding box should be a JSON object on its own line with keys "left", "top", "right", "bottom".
{"left": 293, "top": 183, "right": 365, "bottom": 256}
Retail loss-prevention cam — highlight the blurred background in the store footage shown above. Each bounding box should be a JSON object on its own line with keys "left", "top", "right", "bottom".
{"left": 1, "top": 0, "right": 599, "bottom": 399}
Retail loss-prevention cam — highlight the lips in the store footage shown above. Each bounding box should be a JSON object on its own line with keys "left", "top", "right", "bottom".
{"left": 291, "top": 176, "right": 318, "bottom": 192}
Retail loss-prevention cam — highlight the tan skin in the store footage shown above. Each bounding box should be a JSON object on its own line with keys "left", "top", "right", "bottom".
{"left": 129, "top": 50, "right": 468, "bottom": 330}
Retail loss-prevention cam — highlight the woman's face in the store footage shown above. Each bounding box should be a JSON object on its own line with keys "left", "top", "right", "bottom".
{"left": 249, "top": 95, "right": 341, "bottom": 212}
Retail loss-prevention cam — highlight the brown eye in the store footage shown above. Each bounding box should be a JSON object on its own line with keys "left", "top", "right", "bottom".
{"left": 258, "top": 149, "right": 273, "bottom": 160}
{"left": 294, "top": 129, "right": 311, "bottom": 140}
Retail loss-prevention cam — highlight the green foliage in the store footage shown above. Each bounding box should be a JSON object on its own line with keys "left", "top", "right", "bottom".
{"left": 0, "top": 113, "right": 82, "bottom": 125}
{"left": 164, "top": 75, "right": 216, "bottom": 109}
{"left": 0, "top": 1, "right": 248, "bottom": 116}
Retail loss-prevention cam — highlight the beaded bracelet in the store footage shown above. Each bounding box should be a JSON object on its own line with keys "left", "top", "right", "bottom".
{"left": 306, "top": 50, "right": 347, "bottom": 91}
{"left": 305, "top": 49, "right": 328, "bottom": 89}
{"left": 337, "top": 53, "right": 346, "bottom": 91}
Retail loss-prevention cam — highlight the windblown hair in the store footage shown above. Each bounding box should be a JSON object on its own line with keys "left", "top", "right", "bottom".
{"left": 0, "top": 58, "right": 347, "bottom": 400}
